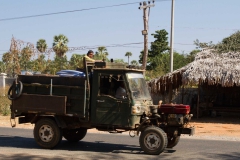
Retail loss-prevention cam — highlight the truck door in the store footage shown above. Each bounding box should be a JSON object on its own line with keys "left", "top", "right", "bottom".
{"left": 95, "top": 74, "right": 129, "bottom": 126}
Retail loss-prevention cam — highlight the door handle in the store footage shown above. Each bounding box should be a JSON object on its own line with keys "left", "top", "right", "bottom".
{"left": 97, "top": 100, "right": 105, "bottom": 102}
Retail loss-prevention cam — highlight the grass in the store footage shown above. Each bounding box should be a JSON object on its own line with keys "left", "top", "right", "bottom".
{"left": 0, "top": 86, "right": 11, "bottom": 116}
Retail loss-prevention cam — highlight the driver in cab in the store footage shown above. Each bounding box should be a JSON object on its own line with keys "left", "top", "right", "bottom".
{"left": 115, "top": 82, "right": 127, "bottom": 99}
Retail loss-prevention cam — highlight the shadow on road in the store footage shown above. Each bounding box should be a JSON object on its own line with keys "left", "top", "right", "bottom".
{"left": 0, "top": 135, "right": 142, "bottom": 154}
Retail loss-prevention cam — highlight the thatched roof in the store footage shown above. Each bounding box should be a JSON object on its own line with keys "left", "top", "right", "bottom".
{"left": 148, "top": 49, "right": 240, "bottom": 94}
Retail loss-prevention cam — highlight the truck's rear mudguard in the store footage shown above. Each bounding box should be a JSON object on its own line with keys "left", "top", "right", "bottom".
{"left": 12, "top": 94, "right": 66, "bottom": 115}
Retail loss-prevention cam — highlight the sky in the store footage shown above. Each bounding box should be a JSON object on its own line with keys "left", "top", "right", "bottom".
{"left": 0, "top": 0, "right": 239, "bottom": 62}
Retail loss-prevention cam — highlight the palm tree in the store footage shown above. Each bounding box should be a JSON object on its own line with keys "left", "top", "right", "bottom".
{"left": 95, "top": 46, "right": 108, "bottom": 61}
{"left": 125, "top": 52, "right": 132, "bottom": 65}
{"left": 36, "top": 39, "right": 48, "bottom": 53}
{"left": 52, "top": 34, "right": 69, "bottom": 57}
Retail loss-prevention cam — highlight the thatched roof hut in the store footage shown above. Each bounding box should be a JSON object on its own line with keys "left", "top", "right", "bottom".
{"left": 148, "top": 49, "right": 240, "bottom": 94}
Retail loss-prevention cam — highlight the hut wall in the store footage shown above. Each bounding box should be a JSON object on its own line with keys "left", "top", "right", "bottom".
{"left": 151, "top": 88, "right": 198, "bottom": 107}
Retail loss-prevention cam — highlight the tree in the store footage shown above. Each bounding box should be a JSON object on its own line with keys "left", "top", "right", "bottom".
{"left": 0, "top": 61, "right": 6, "bottom": 73}
{"left": 95, "top": 46, "right": 108, "bottom": 61}
{"left": 139, "top": 29, "right": 170, "bottom": 70}
{"left": 36, "top": 39, "right": 48, "bottom": 53}
{"left": 215, "top": 30, "right": 240, "bottom": 52}
{"left": 2, "top": 52, "right": 12, "bottom": 65}
{"left": 31, "top": 54, "right": 47, "bottom": 73}
{"left": 52, "top": 34, "right": 69, "bottom": 57}
{"left": 114, "top": 59, "right": 125, "bottom": 64}
{"left": 69, "top": 54, "right": 84, "bottom": 69}
{"left": 130, "top": 60, "right": 139, "bottom": 66}
{"left": 186, "top": 49, "right": 201, "bottom": 63}
{"left": 2, "top": 52, "right": 15, "bottom": 76}
{"left": 194, "top": 39, "right": 214, "bottom": 50}
{"left": 20, "top": 47, "right": 33, "bottom": 71}
{"left": 125, "top": 52, "right": 132, "bottom": 65}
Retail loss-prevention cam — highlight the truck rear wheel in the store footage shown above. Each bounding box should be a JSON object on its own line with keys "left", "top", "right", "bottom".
{"left": 167, "top": 136, "right": 180, "bottom": 148}
{"left": 139, "top": 126, "right": 167, "bottom": 155}
{"left": 34, "top": 118, "right": 62, "bottom": 149}
{"left": 63, "top": 128, "right": 87, "bottom": 142}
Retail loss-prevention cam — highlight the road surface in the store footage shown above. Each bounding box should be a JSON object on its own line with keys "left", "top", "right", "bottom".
{"left": 0, "top": 127, "right": 240, "bottom": 159}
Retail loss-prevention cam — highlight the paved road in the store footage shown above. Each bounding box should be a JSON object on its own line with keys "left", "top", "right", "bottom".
{"left": 0, "top": 127, "right": 240, "bottom": 159}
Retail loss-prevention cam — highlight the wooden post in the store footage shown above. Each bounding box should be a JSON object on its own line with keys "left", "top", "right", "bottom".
{"left": 168, "top": 83, "right": 173, "bottom": 103}
{"left": 197, "top": 81, "right": 200, "bottom": 119}
{"left": 182, "top": 85, "right": 184, "bottom": 104}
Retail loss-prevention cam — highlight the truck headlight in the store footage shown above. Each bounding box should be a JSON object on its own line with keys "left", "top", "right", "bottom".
{"left": 132, "top": 105, "right": 141, "bottom": 114}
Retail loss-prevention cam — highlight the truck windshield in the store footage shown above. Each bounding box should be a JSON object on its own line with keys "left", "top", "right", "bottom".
{"left": 126, "top": 73, "right": 151, "bottom": 100}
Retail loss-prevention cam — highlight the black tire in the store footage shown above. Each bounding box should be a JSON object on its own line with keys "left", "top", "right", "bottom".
{"left": 63, "top": 128, "right": 87, "bottom": 142}
{"left": 139, "top": 126, "right": 168, "bottom": 155}
{"left": 34, "top": 118, "right": 62, "bottom": 149}
{"left": 8, "top": 81, "right": 23, "bottom": 100}
{"left": 167, "top": 136, "right": 180, "bottom": 148}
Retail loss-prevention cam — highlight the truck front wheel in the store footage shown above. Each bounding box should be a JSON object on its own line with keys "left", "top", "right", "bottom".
{"left": 34, "top": 118, "right": 62, "bottom": 149}
{"left": 139, "top": 126, "right": 167, "bottom": 155}
{"left": 63, "top": 128, "right": 87, "bottom": 142}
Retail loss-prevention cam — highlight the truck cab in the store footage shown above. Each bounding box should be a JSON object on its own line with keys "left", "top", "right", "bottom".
{"left": 90, "top": 63, "right": 152, "bottom": 130}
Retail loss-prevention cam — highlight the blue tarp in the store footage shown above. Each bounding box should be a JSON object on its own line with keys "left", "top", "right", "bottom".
{"left": 56, "top": 70, "right": 86, "bottom": 77}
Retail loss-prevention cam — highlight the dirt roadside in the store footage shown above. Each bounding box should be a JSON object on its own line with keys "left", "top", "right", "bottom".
{"left": 1, "top": 115, "right": 240, "bottom": 141}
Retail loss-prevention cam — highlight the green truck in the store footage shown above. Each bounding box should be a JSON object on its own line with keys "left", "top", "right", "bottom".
{"left": 8, "top": 61, "right": 194, "bottom": 155}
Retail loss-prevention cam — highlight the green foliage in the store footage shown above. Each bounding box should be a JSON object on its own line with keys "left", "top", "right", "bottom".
{"left": 36, "top": 39, "right": 48, "bottom": 53}
{"left": 0, "top": 87, "right": 11, "bottom": 116}
{"left": 114, "top": 59, "right": 125, "bottom": 64}
{"left": 138, "top": 29, "right": 190, "bottom": 79}
{"left": 31, "top": 54, "right": 47, "bottom": 73}
{"left": 185, "top": 49, "right": 201, "bottom": 63}
{"left": 139, "top": 29, "right": 170, "bottom": 70}
{"left": 194, "top": 39, "right": 214, "bottom": 50}
{"left": 69, "top": 54, "right": 84, "bottom": 69}
{"left": 95, "top": 46, "right": 108, "bottom": 61}
{"left": 2, "top": 52, "right": 13, "bottom": 76}
{"left": 194, "top": 30, "right": 240, "bottom": 53}
{"left": 130, "top": 60, "right": 139, "bottom": 66}
{"left": 215, "top": 30, "right": 240, "bottom": 52}
{"left": 53, "top": 34, "right": 69, "bottom": 57}
{"left": 125, "top": 52, "right": 132, "bottom": 65}
{"left": 20, "top": 47, "right": 33, "bottom": 71}
{"left": 0, "top": 61, "right": 6, "bottom": 73}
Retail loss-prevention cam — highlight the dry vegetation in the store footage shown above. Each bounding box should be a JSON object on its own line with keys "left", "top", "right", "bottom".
{"left": 0, "top": 86, "right": 11, "bottom": 116}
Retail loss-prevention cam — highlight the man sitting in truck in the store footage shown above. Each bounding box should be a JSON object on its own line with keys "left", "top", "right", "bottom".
{"left": 76, "top": 50, "right": 97, "bottom": 71}
{"left": 115, "top": 82, "right": 127, "bottom": 99}
{"left": 84, "top": 50, "right": 95, "bottom": 62}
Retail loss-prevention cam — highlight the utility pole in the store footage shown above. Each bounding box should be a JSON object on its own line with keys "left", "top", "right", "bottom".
{"left": 139, "top": 1, "right": 155, "bottom": 70}
{"left": 170, "top": 0, "right": 175, "bottom": 72}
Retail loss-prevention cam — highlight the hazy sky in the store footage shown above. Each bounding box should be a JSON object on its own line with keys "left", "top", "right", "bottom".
{"left": 0, "top": 0, "right": 239, "bottom": 62}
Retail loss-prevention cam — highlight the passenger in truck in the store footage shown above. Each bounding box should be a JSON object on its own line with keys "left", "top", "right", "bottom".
{"left": 115, "top": 82, "right": 127, "bottom": 99}
{"left": 84, "top": 50, "right": 95, "bottom": 62}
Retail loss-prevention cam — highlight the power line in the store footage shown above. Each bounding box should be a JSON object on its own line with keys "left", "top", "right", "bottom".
{"left": 0, "top": 41, "right": 195, "bottom": 54}
{"left": 0, "top": 0, "right": 170, "bottom": 22}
